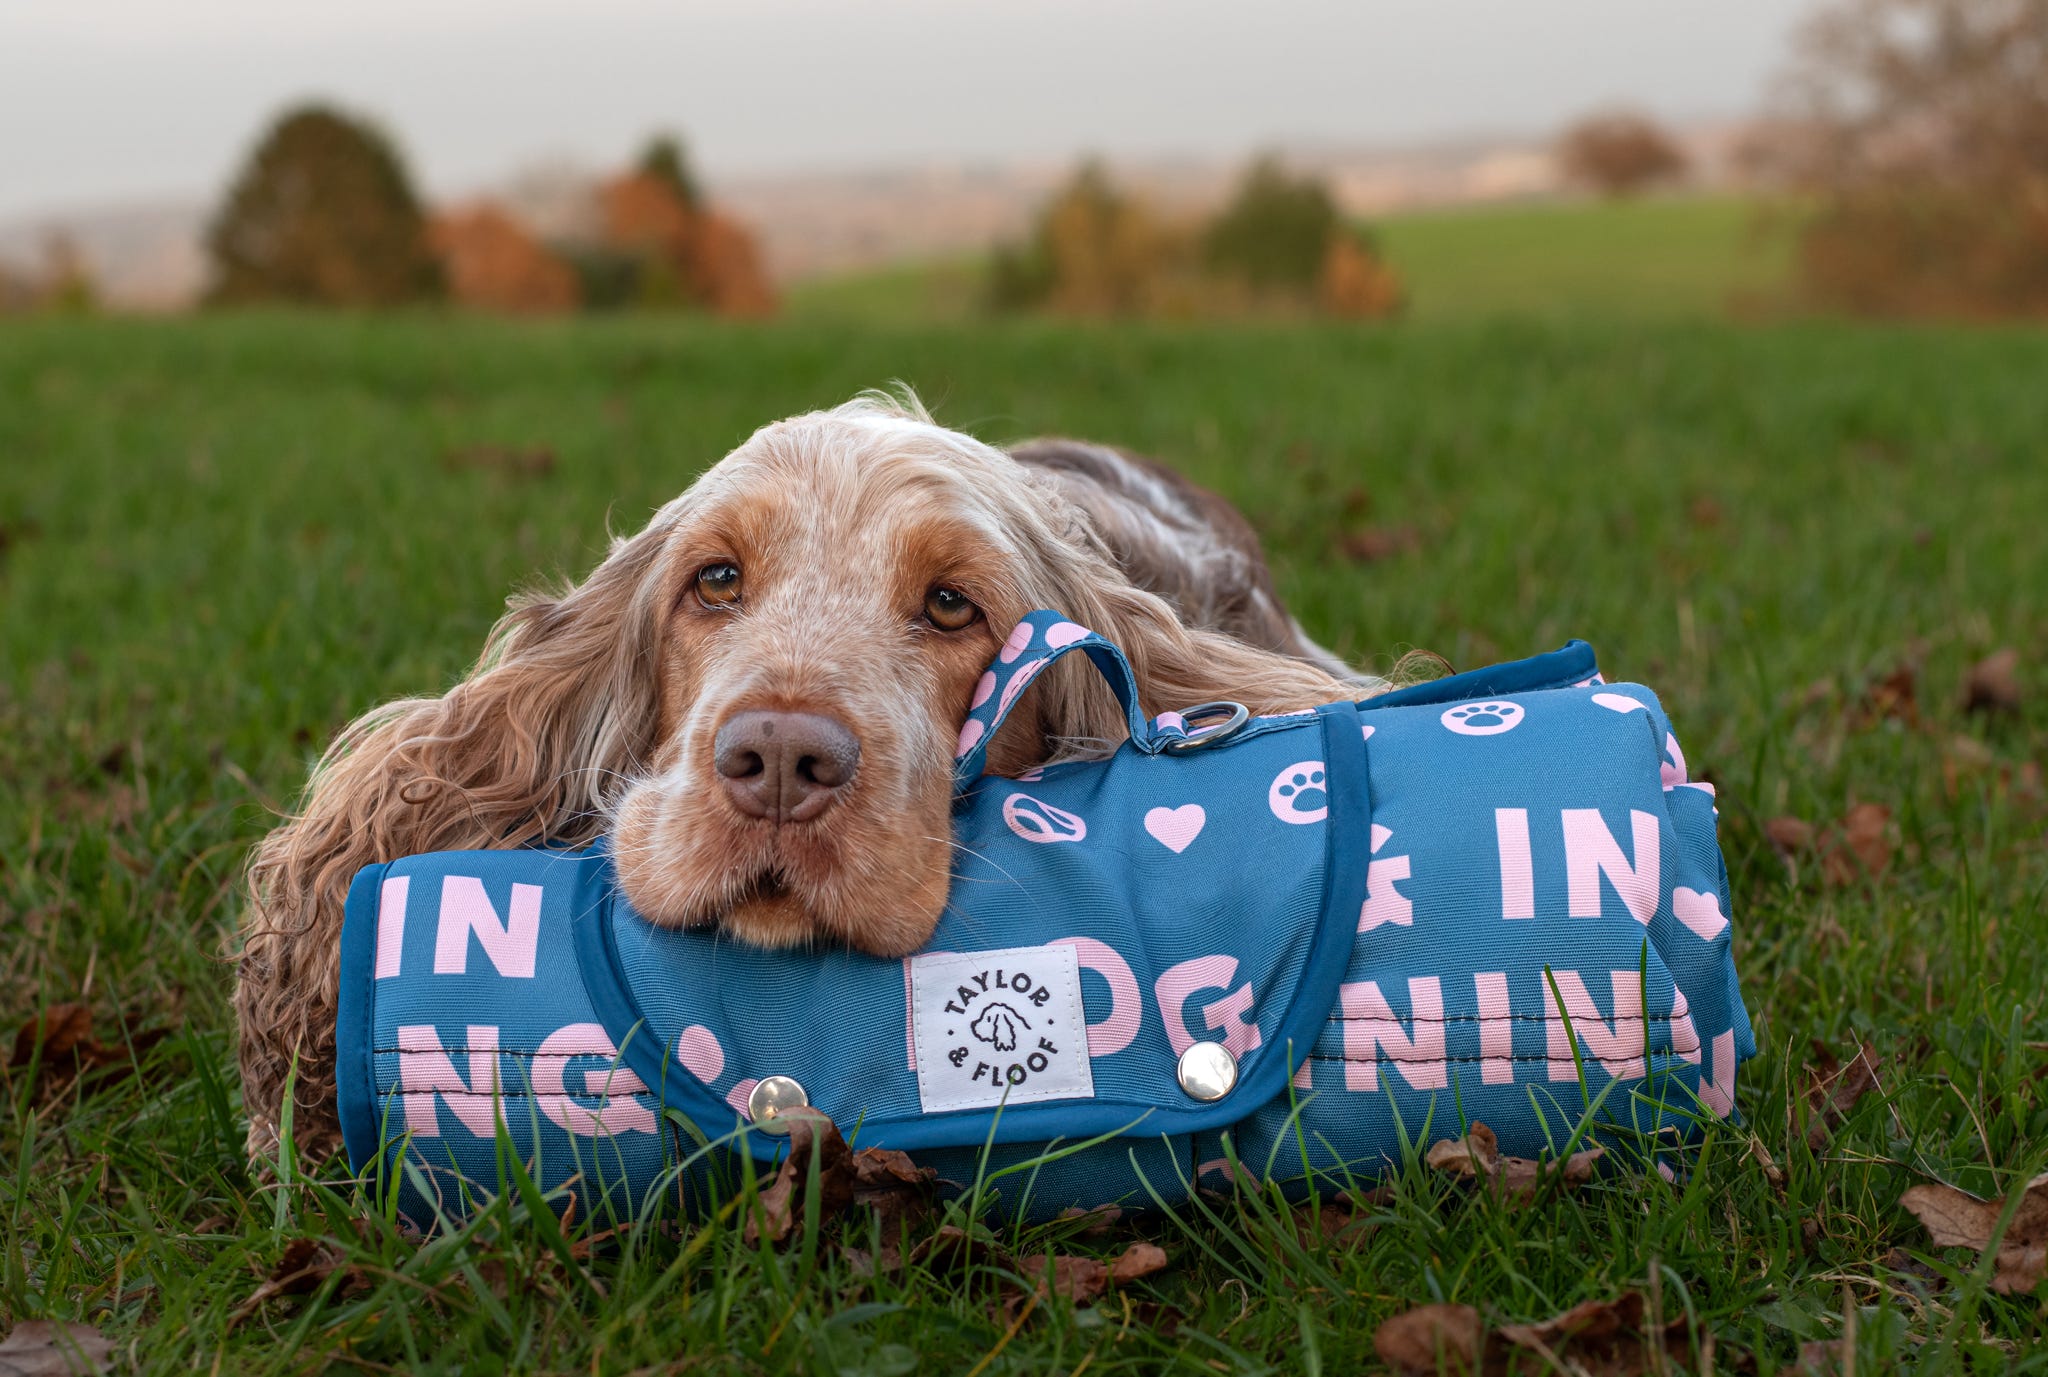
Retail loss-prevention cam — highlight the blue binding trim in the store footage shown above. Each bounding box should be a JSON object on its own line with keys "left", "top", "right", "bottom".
{"left": 335, "top": 862, "right": 385, "bottom": 1173}
{"left": 569, "top": 704, "right": 1372, "bottom": 1159}
{"left": 569, "top": 845, "right": 743, "bottom": 1144}
{"left": 1361, "top": 639, "right": 1597, "bottom": 711}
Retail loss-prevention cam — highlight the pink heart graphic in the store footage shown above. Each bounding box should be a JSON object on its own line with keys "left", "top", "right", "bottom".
{"left": 1672, "top": 887, "right": 1730, "bottom": 941}
{"left": 1144, "top": 804, "right": 1206, "bottom": 853}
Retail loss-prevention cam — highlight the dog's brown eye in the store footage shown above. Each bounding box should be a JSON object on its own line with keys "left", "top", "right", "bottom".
{"left": 696, "top": 562, "right": 742, "bottom": 608}
{"left": 924, "top": 586, "right": 980, "bottom": 631}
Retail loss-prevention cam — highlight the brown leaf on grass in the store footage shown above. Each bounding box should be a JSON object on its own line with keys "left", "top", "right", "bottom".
{"left": 1375, "top": 1303, "right": 1487, "bottom": 1375}
{"left": 10, "top": 1005, "right": 92, "bottom": 1064}
{"left": 842, "top": 1146, "right": 938, "bottom": 1269}
{"left": 1338, "top": 524, "right": 1422, "bottom": 564}
{"left": 1764, "top": 816, "right": 1815, "bottom": 854}
{"left": 1000, "top": 1242, "right": 1169, "bottom": 1322}
{"left": 1854, "top": 662, "right": 1919, "bottom": 728}
{"left": 8, "top": 1004, "right": 170, "bottom": 1093}
{"left": 1780, "top": 1338, "right": 1850, "bottom": 1376}
{"left": 1822, "top": 803, "right": 1894, "bottom": 884}
{"left": 1056, "top": 1204, "right": 1125, "bottom": 1236}
{"left": 743, "top": 1109, "right": 854, "bottom": 1245}
{"left": 1898, "top": 1170, "right": 2048, "bottom": 1294}
{"left": 1292, "top": 1189, "right": 1386, "bottom": 1247}
{"left": 1803, "top": 1040, "right": 1882, "bottom": 1149}
{"left": 1765, "top": 807, "right": 1895, "bottom": 886}
{"left": 0, "top": 1321, "right": 116, "bottom": 1376}
{"left": 1962, "top": 648, "right": 2023, "bottom": 715}
{"left": 1375, "top": 1292, "right": 1688, "bottom": 1377}
{"left": 907, "top": 1224, "right": 1014, "bottom": 1275}
{"left": 1425, "top": 1122, "right": 1605, "bottom": 1204}
{"left": 229, "top": 1236, "right": 370, "bottom": 1327}
{"left": 440, "top": 444, "right": 557, "bottom": 478}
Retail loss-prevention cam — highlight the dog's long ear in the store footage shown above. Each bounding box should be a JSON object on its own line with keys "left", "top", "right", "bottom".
{"left": 234, "top": 522, "right": 673, "bottom": 1155}
{"left": 985, "top": 506, "right": 1364, "bottom": 770}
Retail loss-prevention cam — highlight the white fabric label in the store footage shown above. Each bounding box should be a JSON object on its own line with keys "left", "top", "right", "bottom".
{"left": 910, "top": 944, "right": 1095, "bottom": 1113}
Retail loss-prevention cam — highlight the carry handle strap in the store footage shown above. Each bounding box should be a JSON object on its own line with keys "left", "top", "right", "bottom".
{"left": 953, "top": 610, "right": 1162, "bottom": 789}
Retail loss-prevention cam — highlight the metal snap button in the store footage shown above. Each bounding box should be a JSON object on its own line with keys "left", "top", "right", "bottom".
{"left": 1176, "top": 1041, "right": 1238, "bottom": 1102}
{"left": 747, "top": 1075, "right": 809, "bottom": 1133}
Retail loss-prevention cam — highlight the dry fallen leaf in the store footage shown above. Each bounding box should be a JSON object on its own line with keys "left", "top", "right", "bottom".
{"left": 1898, "top": 1170, "right": 2048, "bottom": 1294}
{"left": 1001, "top": 1242, "right": 1169, "bottom": 1322}
{"left": 1764, "top": 807, "right": 1895, "bottom": 886}
{"left": 229, "top": 1236, "right": 370, "bottom": 1327}
{"left": 1338, "top": 525, "right": 1422, "bottom": 564}
{"left": 842, "top": 1145, "right": 938, "bottom": 1269}
{"left": 1425, "top": 1122, "right": 1605, "bottom": 1204}
{"left": 1780, "top": 1337, "right": 1850, "bottom": 1376}
{"left": 1056, "top": 1204, "right": 1125, "bottom": 1237}
{"left": 1804, "top": 1041, "right": 1882, "bottom": 1149}
{"left": 1375, "top": 1292, "right": 1688, "bottom": 1377}
{"left": 1855, "top": 662, "right": 1919, "bottom": 728}
{"left": 1764, "top": 816, "right": 1815, "bottom": 855}
{"left": 1374, "top": 1303, "right": 1487, "bottom": 1375}
{"left": 0, "top": 1322, "right": 115, "bottom": 1376}
{"left": 907, "top": 1224, "right": 1014, "bottom": 1276}
{"left": 440, "top": 444, "right": 557, "bottom": 478}
{"left": 1962, "top": 648, "right": 2023, "bottom": 715}
{"left": 1824, "top": 803, "right": 1895, "bottom": 884}
{"left": 8, "top": 1003, "right": 170, "bottom": 1094}
{"left": 744, "top": 1109, "right": 854, "bottom": 1245}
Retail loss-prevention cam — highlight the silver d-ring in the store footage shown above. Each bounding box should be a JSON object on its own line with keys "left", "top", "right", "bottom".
{"left": 1161, "top": 700, "right": 1250, "bottom": 752}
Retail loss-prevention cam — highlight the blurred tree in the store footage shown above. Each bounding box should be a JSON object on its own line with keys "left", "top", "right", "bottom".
{"left": 1769, "top": 0, "right": 2048, "bottom": 316}
{"left": 1202, "top": 156, "right": 1340, "bottom": 292}
{"left": 1318, "top": 230, "right": 1405, "bottom": 319}
{"left": 986, "top": 161, "right": 1179, "bottom": 315}
{"left": 1557, "top": 111, "right": 1691, "bottom": 196}
{"left": 637, "top": 134, "right": 704, "bottom": 210}
{"left": 39, "top": 233, "right": 98, "bottom": 314}
{"left": 591, "top": 169, "right": 776, "bottom": 315}
{"left": 205, "top": 104, "right": 441, "bottom": 307}
{"left": 429, "top": 203, "right": 580, "bottom": 314}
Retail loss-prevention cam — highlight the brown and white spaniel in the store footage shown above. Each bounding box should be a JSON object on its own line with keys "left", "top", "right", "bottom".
{"left": 235, "top": 391, "right": 1374, "bottom": 1155}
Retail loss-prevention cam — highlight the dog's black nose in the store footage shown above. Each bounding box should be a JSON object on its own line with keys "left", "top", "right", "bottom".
{"left": 713, "top": 710, "right": 861, "bottom": 823}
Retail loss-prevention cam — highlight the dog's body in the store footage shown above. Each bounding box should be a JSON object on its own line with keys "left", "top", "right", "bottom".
{"left": 235, "top": 394, "right": 1369, "bottom": 1155}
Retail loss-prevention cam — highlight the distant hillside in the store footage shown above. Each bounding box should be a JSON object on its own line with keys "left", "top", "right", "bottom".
{"left": 0, "top": 125, "right": 1757, "bottom": 310}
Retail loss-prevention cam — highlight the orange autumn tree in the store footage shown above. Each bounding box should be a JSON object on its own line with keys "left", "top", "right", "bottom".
{"left": 592, "top": 136, "right": 776, "bottom": 316}
{"left": 429, "top": 203, "right": 579, "bottom": 314}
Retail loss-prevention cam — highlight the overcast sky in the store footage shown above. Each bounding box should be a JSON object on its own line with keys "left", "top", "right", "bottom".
{"left": 0, "top": 0, "right": 1819, "bottom": 222}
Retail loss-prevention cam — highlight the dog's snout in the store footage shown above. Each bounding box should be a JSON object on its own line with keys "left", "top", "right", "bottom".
{"left": 713, "top": 710, "right": 861, "bottom": 823}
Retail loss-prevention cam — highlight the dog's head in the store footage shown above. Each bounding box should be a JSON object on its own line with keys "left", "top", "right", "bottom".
{"left": 609, "top": 396, "right": 1100, "bottom": 953}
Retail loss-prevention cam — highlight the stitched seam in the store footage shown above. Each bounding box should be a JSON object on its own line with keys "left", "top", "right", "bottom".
{"left": 1308, "top": 1052, "right": 1690, "bottom": 1065}
{"left": 1324, "top": 1014, "right": 1687, "bottom": 1024}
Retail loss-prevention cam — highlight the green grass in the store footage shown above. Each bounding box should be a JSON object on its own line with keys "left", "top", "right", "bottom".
{"left": 3, "top": 313, "right": 2046, "bottom": 1372}
{"left": 784, "top": 195, "right": 1800, "bottom": 325}
{"left": 1372, "top": 195, "right": 1797, "bottom": 321}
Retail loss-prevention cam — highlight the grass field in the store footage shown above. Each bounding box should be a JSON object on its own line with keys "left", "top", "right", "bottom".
{"left": 785, "top": 196, "right": 1799, "bottom": 324}
{"left": 3, "top": 313, "right": 2046, "bottom": 1373}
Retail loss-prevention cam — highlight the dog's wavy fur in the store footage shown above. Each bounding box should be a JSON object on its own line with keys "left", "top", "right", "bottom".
{"left": 235, "top": 391, "right": 1369, "bottom": 1157}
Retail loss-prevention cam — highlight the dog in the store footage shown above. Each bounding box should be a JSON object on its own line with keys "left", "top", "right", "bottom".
{"left": 235, "top": 391, "right": 1373, "bottom": 1156}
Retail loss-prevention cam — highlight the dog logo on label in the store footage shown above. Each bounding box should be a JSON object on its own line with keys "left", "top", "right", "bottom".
{"left": 1002, "top": 792, "right": 1087, "bottom": 843}
{"left": 969, "top": 1001, "right": 1029, "bottom": 1051}
{"left": 943, "top": 967, "right": 1061, "bottom": 1088}
{"left": 1441, "top": 701, "right": 1525, "bottom": 737}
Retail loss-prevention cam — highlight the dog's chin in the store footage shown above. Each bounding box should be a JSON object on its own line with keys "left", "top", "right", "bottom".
{"left": 611, "top": 795, "right": 953, "bottom": 958}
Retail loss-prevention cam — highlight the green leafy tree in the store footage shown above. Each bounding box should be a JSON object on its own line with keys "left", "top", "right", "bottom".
{"left": 637, "top": 134, "right": 703, "bottom": 210}
{"left": 205, "top": 104, "right": 442, "bottom": 307}
{"left": 1202, "top": 156, "right": 1339, "bottom": 293}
